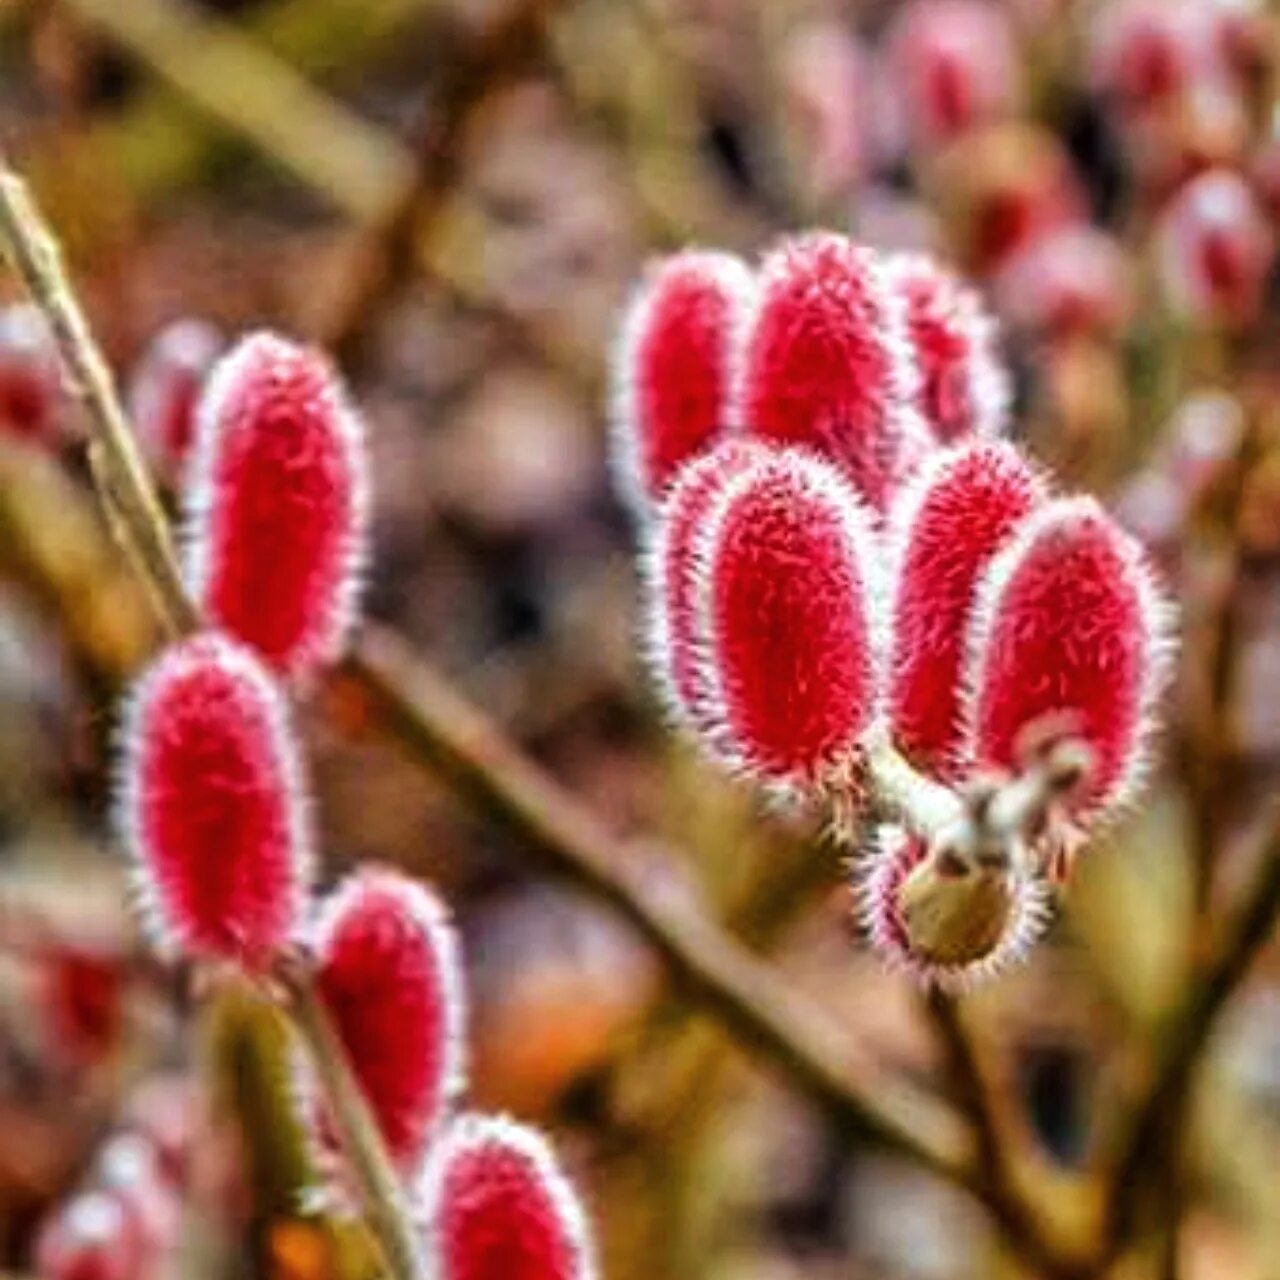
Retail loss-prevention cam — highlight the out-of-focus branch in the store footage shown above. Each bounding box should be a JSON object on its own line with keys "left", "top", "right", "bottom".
{"left": 926, "top": 991, "right": 1014, "bottom": 1187}
{"left": 0, "top": 166, "right": 193, "bottom": 638}
{"left": 922, "top": 988, "right": 1067, "bottom": 1278}
{"left": 58, "top": 0, "right": 600, "bottom": 388}
{"left": 1101, "top": 817, "right": 1280, "bottom": 1258}
{"left": 59, "top": 0, "right": 416, "bottom": 223}
{"left": 69, "top": 0, "right": 437, "bottom": 203}
{"left": 315, "top": 0, "right": 557, "bottom": 369}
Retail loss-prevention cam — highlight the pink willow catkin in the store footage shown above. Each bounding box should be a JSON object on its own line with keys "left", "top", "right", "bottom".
{"left": 612, "top": 231, "right": 1175, "bottom": 985}
{"left": 182, "top": 331, "right": 368, "bottom": 682}
{"left": 310, "top": 868, "right": 467, "bottom": 1178}
{"left": 118, "top": 631, "right": 313, "bottom": 972}
{"left": 419, "top": 1114, "right": 597, "bottom": 1280}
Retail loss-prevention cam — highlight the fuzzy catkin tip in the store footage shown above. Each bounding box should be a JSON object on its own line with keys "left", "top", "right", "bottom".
{"left": 116, "top": 632, "right": 313, "bottom": 972}
{"left": 737, "top": 232, "right": 927, "bottom": 512}
{"left": 962, "top": 496, "right": 1176, "bottom": 831}
{"left": 696, "top": 448, "right": 883, "bottom": 794}
{"left": 610, "top": 250, "right": 755, "bottom": 521}
{"left": 182, "top": 330, "right": 369, "bottom": 683}
{"left": 418, "top": 1113, "right": 596, "bottom": 1280}
{"left": 308, "top": 867, "right": 467, "bottom": 1180}
{"left": 887, "top": 440, "right": 1045, "bottom": 781}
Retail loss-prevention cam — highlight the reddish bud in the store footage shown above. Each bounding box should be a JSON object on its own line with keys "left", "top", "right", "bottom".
{"left": 857, "top": 826, "right": 1052, "bottom": 987}
{"left": 1207, "top": 2, "right": 1273, "bottom": 88}
{"left": 128, "top": 320, "right": 222, "bottom": 476}
{"left": 419, "top": 1114, "right": 595, "bottom": 1280}
{"left": 780, "top": 21, "right": 869, "bottom": 199}
{"left": 888, "top": 442, "right": 1044, "bottom": 781}
{"left": 886, "top": 0, "right": 1021, "bottom": 152}
{"left": 117, "top": 633, "right": 313, "bottom": 970}
{"left": 994, "top": 226, "right": 1134, "bottom": 339}
{"left": 699, "top": 450, "right": 882, "bottom": 791}
{"left": 310, "top": 868, "right": 466, "bottom": 1176}
{"left": 739, "top": 233, "right": 927, "bottom": 510}
{"left": 1090, "top": 1, "right": 1198, "bottom": 114}
{"left": 641, "top": 439, "right": 771, "bottom": 735}
{"left": 38, "top": 945, "right": 124, "bottom": 1070}
{"left": 1156, "top": 168, "right": 1275, "bottom": 327}
{"left": 885, "top": 253, "right": 1009, "bottom": 443}
{"left": 936, "top": 126, "right": 1086, "bottom": 274}
{"left": 183, "top": 332, "right": 368, "bottom": 681}
{"left": 34, "top": 1192, "right": 145, "bottom": 1280}
{"left": 964, "top": 498, "right": 1175, "bottom": 827}
{"left": 0, "top": 304, "right": 62, "bottom": 445}
{"left": 610, "top": 252, "right": 754, "bottom": 516}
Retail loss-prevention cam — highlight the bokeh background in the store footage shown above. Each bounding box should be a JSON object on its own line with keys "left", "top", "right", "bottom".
{"left": 0, "top": 0, "right": 1279, "bottom": 1277}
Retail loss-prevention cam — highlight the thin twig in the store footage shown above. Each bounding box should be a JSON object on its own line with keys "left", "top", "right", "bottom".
{"left": 62, "top": 0, "right": 416, "bottom": 223}
{"left": 0, "top": 158, "right": 421, "bottom": 1280}
{"left": 0, "top": 167, "right": 193, "bottom": 638}
{"left": 926, "top": 991, "right": 1011, "bottom": 1184}
{"left": 277, "top": 959, "right": 427, "bottom": 1280}
{"left": 315, "top": 0, "right": 557, "bottom": 369}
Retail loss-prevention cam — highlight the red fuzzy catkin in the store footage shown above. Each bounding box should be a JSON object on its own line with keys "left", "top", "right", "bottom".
{"left": 737, "top": 233, "right": 928, "bottom": 512}
{"left": 963, "top": 497, "right": 1175, "bottom": 827}
{"left": 183, "top": 331, "right": 368, "bottom": 682}
{"left": 857, "top": 826, "right": 1052, "bottom": 990}
{"left": 885, "top": 253, "right": 1009, "bottom": 444}
{"left": 611, "top": 251, "right": 754, "bottom": 519}
{"left": 698, "top": 449, "right": 882, "bottom": 793}
{"left": 311, "top": 868, "right": 466, "bottom": 1177}
{"left": 641, "top": 439, "right": 771, "bottom": 735}
{"left": 117, "top": 633, "right": 312, "bottom": 971}
{"left": 419, "top": 1114, "right": 595, "bottom": 1280}
{"left": 888, "top": 441, "right": 1044, "bottom": 781}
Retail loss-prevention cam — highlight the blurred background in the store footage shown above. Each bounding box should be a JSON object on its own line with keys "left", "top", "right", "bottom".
{"left": 0, "top": 0, "right": 1278, "bottom": 1277}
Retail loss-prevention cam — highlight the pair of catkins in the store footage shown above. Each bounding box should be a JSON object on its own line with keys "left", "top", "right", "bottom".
{"left": 110, "top": 335, "right": 594, "bottom": 1280}
{"left": 612, "top": 232, "right": 1176, "bottom": 987}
